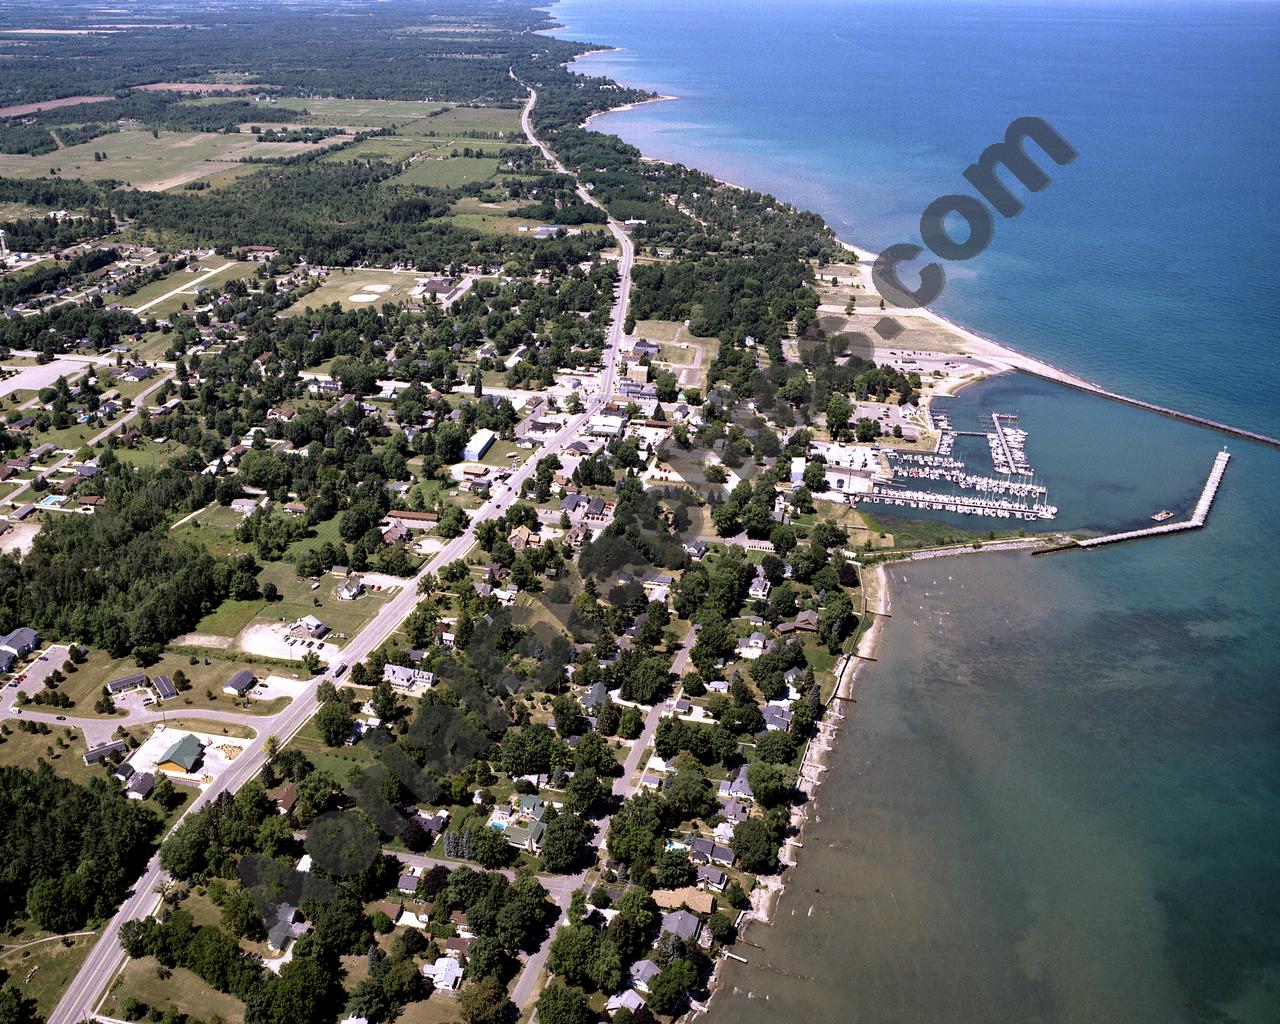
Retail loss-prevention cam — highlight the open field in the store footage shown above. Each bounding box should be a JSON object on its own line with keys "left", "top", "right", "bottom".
{"left": 0, "top": 722, "right": 98, "bottom": 784}
{"left": 0, "top": 931, "right": 98, "bottom": 1018}
{"left": 284, "top": 267, "right": 425, "bottom": 313}
{"left": 0, "top": 95, "right": 111, "bottom": 117}
{"left": 407, "top": 104, "right": 523, "bottom": 136}
{"left": 117, "top": 259, "right": 256, "bottom": 316}
{"left": 100, "top": 957, "right": 245, "bottom": 1024}
{"left": 449, "top": 195, "right": 545, "bottom": 236}
{"left": 0, "top": 129, "right": 339, "bottom": 191}
{"left": 394, "top": 155, "right": 499, "bottom": 188}
{"left": 269, "top": 96, "right": 448, "bottom": 127}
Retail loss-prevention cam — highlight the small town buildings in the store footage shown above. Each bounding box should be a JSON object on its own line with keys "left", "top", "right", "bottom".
{"left": 383, "top": 663, "right": 435, "bottom": 691}
{"left": 689, "top": 837, "right": 735, "bottom": 867}
{"left": 748, "top": 564, "right": 772, "bottom": 600}
{"left": 223, "top": 670, "right": 255, "bottom": 697}
{"left": 337, "top": 576, "right": 365, "bottom": 601}
{"left": 423, "top": 956, "right": 463, "bottom": 992}
{"left": 267, "top": 904, "right": 308, "bottom": 952}
{"left": 126, "top": 771, "right": 155, "bottom": 800}
{"left": 156, "top": 734, "right": 204, "bottom": 774}
{"left": 107, "top": 672, "right": 148, "bottom": 695}
{"left": 606, "top": 990, "right": 646, "bottom": 1015}
{"left": 697, "top": 864, "right": 729, "bottom": 891}
{"left": 462, "top": 428, "right": 496, "bottom": 462}
{"left": 293, "top": 614, "right": 330, "bottom": 639}
{"left": 630, "top": 958, "right": 661, "bottom": 993}
{"left": 153, "top": 674, "right": 178, "bottom": 700}
{"left": 775, "top": 608, "right": 820, "bottom": 635}
{"left": 0, "top": 627, "right": 38, "bottom": 658}
{"left": 83, "top": 740, "right": 127, "bottom": 766}
{"left": 276, "top": 782, "right": 298, "bottom": 816}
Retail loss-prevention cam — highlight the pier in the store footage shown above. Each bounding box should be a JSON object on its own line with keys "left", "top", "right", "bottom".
{"left": 1076, "top": 450, "right": 1230, "bottom": 548}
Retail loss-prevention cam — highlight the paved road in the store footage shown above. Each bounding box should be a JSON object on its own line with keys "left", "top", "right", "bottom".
{"left": 49, "top": 79, "right": 635, "bottom": 1024}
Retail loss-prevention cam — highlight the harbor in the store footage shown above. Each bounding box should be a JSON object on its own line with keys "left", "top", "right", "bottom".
{"left": 1076, "top": 450, "right": 1230, "bottom": 547}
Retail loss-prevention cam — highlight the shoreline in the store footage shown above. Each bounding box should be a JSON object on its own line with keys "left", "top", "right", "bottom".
{"left": 557, "top": 21, "right": 1280, "bottom": 449}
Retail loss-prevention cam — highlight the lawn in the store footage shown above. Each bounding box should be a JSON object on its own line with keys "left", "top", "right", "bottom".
{"left": 286, "top": 716, "right": 379, "bottom": 780}
{"left": 100, "top": 956, "right": 245, "bottom": 1024}
{"left": 0, "top": 721, "right": 97, "bottom": 784}
{"left": 115, "top": 438, "right": 187, "bottom": 469}
{"left": 0, "top": 931, "right": 98, "bottom": 1019}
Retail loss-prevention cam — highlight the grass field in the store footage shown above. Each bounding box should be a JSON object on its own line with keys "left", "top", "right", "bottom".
{"left": 0, "top": 129, "right": 336, "bottom": 191}
{"left": 118, "top": 260, "right": 257, "bottom": 316}
{"left": 394, "top": 155, "right": 499, "bottom": 189}
{"left": 270, "top": 96, "right": 448, "bottom": 127}
{"left": 409, "top": 104, "right": 523, "bottom": 136}
{"left": 449, "top": 195, "right": 544, "bottom": 236}
{"left": 101, "top": 956, "right": 245, "bottom": 1024}
{"left": 284, "top": 267, "right": 424, "bottom": 314}
{"left": 0, "top": 931, "right": 98, "bottom": 1019}
{"left": 0, "top": 722, "right": 97, "bottom": 783}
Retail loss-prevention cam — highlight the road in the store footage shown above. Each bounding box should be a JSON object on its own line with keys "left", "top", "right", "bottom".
{"left": 49, "top": 80, "right": 636, "bottom": 1024}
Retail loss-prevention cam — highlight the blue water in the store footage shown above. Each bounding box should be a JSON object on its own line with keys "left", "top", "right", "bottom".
{"left": 549, "top": 2, "right": 1280, "bottom": 1021}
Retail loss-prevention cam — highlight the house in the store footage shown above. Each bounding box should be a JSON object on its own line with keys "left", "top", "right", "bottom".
{"left": 276, "top": 782, "right": 299, "bottom": 816}
{"left": 293, "top": 614, "right": 329, "bottom": 639}
{"left": 652, "top": 887, "right": 715, "bottom": 914}
{"left": 113, "top": 762, "right": 135, "bottom": 783}
{"left": 488, "top": 795, "right": 548, "bottom": 853}
{"left": 718, "top": 764, "right": 753, "bottom": 801}
{"left": 748, "top": 564, "right": 772, "bottom": 600}
{"left": 508, "top": 524, "right": 540, "bottom": 552}
{"left": 445, "top": 936, "right": 475, "bottom": 958}
{"left": 126, "top": 771, "right": 155, "bottom": 800}
{"left": 660, "top": 909, "right": 704, "bottom": 944}
{"left": 0, "top": 627, "right": 38, "bottom": 658}
{"left": 683, "top": 539, "right": 708, "bottom": 561}
{"left": 697, "top": 865, "right": 728, "bottom": 891}
{"left": 282, "top": 500, "right": 307, "bottom": 517}
{"left": 83, "top": 740, "right": 127, "bottom": 766}
{"left": 762, "top": 704, "right": 793, "bottom": 732}
{"left": 123, "top": 365, "right": 155, "bottom": 383}
{"left": 397, "top": 873, "right": 418, "bottom": 895}
{"left": 230, "top": 497, "right": 259, "bottom": 517}
{"left": 689, "top": 837, "right": 735, "bottom": 867}
{"left": 267, "top": 903, "right": 309, "bottom": 952}
{"left": 462, "top": 428, "right": 495, "bottom": 462}
{"left": 630, "top": 958, "right": 661, "bottom": 993}
{"left": 107, "top": 671, "right": 148, "bottom": 695}
{"left": 156, "top": 734, "right": 204, "bottom": 774}
{"left": 423, "top": 956, "right": 464, "bottom": 992}
{"left": 606, "top": 990, "right": 646, "bottom": 1015}
{"left": 776, "top": 608, "right": 820, "bottom": 635}
{"left": 153, "top": 674, "right": 178, "bottom": 701}
{"left": 223, "top": 670, "right": 255, "bottom": 697}
{"left": 337, "top": 576, "right": 365, "bottom": 601}
{"left": 383, "top": 663, "right": 435, "bottom": 691}
{"left": 719, "top": 798, "right": 749, "bottom": 823}
{"left": 0, "top": 650, "right": 13, "bottom": 674}
{"left": 580, "top": 680, "right": 610, "bottom": 711}
{"left": 383, "top": 509, "right": 440, "bottom": 531}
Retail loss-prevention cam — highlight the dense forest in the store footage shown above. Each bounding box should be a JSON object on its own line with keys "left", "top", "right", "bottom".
{"left": 0, "top": 763, "right": 157, "bottom": 932}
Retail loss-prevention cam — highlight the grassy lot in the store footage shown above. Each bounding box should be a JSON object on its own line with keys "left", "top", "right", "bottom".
{"left": 271, "top": 96, "right": 447, "bottom": 127}
{"left": 479, "top": 438, "right": 526, "bottom": 469}
{"left": 394, "top": 156, "right": 498, "bottom": 189}
{"left": 115, "top": 438, "right": 187, "bottom": 469}
{"left": 283, "top": 268, "right": 423, "bottom": 314}
{"left": 449, "top": 195, "right": 544, "bottom": 236}
{"left": 118, "top": 260, "right": 256, "bottom": 316}
{"left": 0, "top": 129, "right": 329, "bottom": 191}
{"left": 0, "top": 931, "right": 98, "bottom": 1019}
{"left": 101, "top": 956, "right": 245, "bottom": 1024}
{"left": 286, "top": 716, "right": 379, "bottom": 781}
{"left": 161, "top": 717, "right": 258, "bottom": 740}
{"left": 66, "top": 648, "right": 297, "bottom": 715}
{"left": 0, "top": 721, "right": 98, "bottom": 783}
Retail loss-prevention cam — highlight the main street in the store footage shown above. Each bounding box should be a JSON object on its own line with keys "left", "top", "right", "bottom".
{"left": 50, "top": 81, "right": 635, "bottom": 1024}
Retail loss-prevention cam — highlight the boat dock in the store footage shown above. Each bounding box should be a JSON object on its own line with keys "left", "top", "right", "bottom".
{"left": 988, "top": 412, "right": 1033, "bottom": 475}
{"left": 1076, "top": 450, "right": 1230, "bottom": 548}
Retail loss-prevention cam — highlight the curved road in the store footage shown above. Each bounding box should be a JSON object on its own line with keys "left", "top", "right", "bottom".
{"left": 49, "top": 84, "right": 635, "bottom": 1024}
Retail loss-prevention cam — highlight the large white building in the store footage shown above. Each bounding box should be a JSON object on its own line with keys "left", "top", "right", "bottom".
{"left": 462, "top": 428, "right": 496, "bottom": 461}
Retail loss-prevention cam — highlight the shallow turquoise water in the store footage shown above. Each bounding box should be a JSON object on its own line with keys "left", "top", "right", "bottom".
{"left": 548, "top": 2, "right": 1280, "bottom": 1020}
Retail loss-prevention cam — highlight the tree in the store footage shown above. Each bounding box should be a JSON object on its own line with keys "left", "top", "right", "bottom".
{"left": 458, "top": 974, "right": 517, "bottom": 1024}
{"left": 746, "top": 761, "right": 789, "bottom": 807}
{"left": 535, "top": 983, "right": 593, "bottom": 1024}
{"left": 541, "top": 812, "right": 589, "bottom": 874}
{"left": 731, "top": 818, "right": 778, "bottom": 874}
{"left": 647, "top": 958, "right": 698, "bottom": 1015}
{"left": 467, "top": 825, "right": 513, "bottom": 869}
{"left": 315, "top": 698, "right": 353, "bottom": 747}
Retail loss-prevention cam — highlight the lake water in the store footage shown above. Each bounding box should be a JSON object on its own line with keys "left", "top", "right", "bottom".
{"left": 548, "top": 1, "right": 1280, "bottom": 1020}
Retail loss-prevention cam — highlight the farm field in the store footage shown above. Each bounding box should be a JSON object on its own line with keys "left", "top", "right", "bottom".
{"left": 0, "top": 128, "right": 340, "bottom": 190}
{"left": 268, "top": 96, "right": 448, "bottom": 127}
{"left": 394, "top": 155, "right": 499, "bottom": 189}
